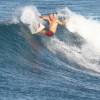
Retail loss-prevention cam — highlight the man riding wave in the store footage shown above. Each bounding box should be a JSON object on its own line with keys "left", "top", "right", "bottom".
{"left": 37, "top": 13, "right": 66, "bottom": 37}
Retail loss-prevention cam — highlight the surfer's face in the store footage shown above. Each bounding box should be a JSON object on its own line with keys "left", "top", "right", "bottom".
{"left": 49, "top": 14, "right": 54, "bottom": 20}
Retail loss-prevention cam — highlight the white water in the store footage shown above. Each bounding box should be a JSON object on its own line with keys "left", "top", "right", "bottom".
{"left": 20, "top": 6, "right": 41, "bottom": 33}
{"left": 19, "top": 6, "right": 100, "bottom": 51}
{"left": 14, "top": 6, "right": 100, "bottom": 73}
{"left": 45, "top": 37, "right": 100, "bottom": 73}
{"left": 58, "top": 8, "right": 100, "bottom": 51}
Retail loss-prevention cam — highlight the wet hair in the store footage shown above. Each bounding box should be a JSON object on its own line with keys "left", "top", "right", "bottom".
{"left": 48, "top": 13, "right": 53, "bottom": 15}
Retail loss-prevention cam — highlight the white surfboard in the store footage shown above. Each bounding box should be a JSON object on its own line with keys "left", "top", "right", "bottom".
{"left": 20, "top": 6, "right": 45, "bottom": 34}
{"left": 30, "top": 22, "right": 45, "bottom": 34}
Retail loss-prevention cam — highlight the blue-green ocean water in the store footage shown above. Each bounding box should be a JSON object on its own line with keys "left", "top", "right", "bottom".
{"left": 0, "top": 0, "right": 100, "bottom": 100}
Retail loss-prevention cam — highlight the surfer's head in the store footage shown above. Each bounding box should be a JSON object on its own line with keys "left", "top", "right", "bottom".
{"left": 48, "top": 13, "right": 54, "bottom": 19}
{"left": 48, "top": 13, "right": 56, "bottom": 20}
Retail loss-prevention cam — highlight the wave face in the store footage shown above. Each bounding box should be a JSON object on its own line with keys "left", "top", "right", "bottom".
{"left": 1, "top": 0, "right": 100, "bottom": 100}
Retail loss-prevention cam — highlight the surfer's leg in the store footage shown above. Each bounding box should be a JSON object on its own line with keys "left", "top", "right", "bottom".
{"left": 39, "top": 29, "right": 47, "bottom": 35}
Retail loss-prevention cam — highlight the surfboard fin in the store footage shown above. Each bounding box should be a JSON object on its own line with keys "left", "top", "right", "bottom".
{"left": 36, "top": 23, "right": 45, "bottom": 33}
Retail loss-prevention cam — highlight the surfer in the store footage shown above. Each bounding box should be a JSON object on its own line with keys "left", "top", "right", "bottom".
{"left": 38, "top": 13, "right": 66, "bottom": 37}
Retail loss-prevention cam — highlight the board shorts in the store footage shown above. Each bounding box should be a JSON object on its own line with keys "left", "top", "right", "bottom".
{"left": 45, "top": 30, "right": 54, "bottom": 37}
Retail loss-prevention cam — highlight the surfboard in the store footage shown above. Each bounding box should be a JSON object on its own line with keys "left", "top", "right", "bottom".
{"left": 30, "top": 22, "right": 45, "bottom": 34}
{"left": 29, "top": 12, "right": 45, "bottom": 34}
{"left": 20, "top": 6, "right": 45, "bottom": 34}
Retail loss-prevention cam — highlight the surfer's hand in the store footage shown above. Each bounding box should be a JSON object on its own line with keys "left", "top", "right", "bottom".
{"left": 58, "top": 19, "right": 66, "bottom": 27}
{"left": 62, "top": 20, "right": 66, "bottom": 27}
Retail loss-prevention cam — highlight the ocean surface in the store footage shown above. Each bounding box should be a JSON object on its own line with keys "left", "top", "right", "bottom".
{"left": 0, "top": 0, "right": 100, "bottom": 100}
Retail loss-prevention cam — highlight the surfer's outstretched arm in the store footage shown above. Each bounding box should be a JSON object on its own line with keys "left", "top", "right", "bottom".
{"left": 40, "top": 16, "right": 49, "bottom": 20}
